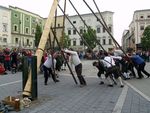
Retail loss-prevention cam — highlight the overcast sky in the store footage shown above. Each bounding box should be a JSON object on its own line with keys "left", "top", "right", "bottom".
{"left": 1, "top": 0, "right": 150, "bottom": 45}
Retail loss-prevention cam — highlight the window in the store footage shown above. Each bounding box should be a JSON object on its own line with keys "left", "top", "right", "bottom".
{"left": 3, "top": 38, "right": 7, "bottom": 43}
{"left": 26, "top": 17, "right": 29, "bottom": 21}
{"left": 140, "top": 26, "right": 144, "bottom": 30}
{"left": 15, "top": 38, "right": 18, "bottom": 43}
{"left": 73, "top": 40, "right": 76, "bottom": 46}
{"left": 140, "top": 16, "right": 144, "bottom": 19}
{"left": 147, "top": 15, "right": 150, "bottom": 18}
{"left": 97, "top": 27, "right": 100, "bottom": 33}
{"left": 103, "top": 27, "right": 105, "bottom": 33}
{"left": 73, "top": 21, "right": 76, "bottom": 24}
{"left": 80, "top": 29, "right": 83, "bottom": 34}
{"left": 109, "top": 26, "right": 112, "bottom": 32}
{"left": 2, "top": 23, "right": 8, "bottom": 32}
{"left": 73, "top": 29, "right": 76, "bottom": 35}
{"left": 102, "top": 39, "right": 106, "bottom": 45}
{"left": 109, "top": 39, "right": 112, "bottom": 45}
{"left": 32, "top": 20, "right": 35, "bottom": 23}
{"left": 32, "top": 28, "right": 35, "bottom": 34}
{"left": 14, "top": 25, "right": 18, "bottom": 32}
{"left": 14, "top": 14, "right": 18, "bottom": 18}
{"left": 27, "top": 39, "right": 29, "bottom": 45}
{"left": 25, "top": 28, "right": 29, "bottom": 33}
{"left": 68, "top": 40, "right": 71, "bottom": 46}
{"left": 68, "top": 30, "right": 71, "bottom": 35}
{"left": 80, "top": 40, "right": 83, "bottom": 46}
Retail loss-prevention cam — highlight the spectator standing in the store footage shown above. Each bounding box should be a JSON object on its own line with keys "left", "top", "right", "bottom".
{"left": 4, "top": 48, "right": 11, "bottom": 71}
{"left": 0, "top": 49, "right": 4, "bottom": 64}
{"left": 10, "top": 48, "right": 18, "bottom": 71}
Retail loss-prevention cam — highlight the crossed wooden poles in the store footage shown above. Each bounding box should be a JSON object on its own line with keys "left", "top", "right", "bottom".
{"left": 22, "top": 0, "right": 129, "bottom": 97}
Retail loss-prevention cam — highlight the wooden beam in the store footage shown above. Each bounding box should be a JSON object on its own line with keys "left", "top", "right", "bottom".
{"left": 22, "top": 0, "right": 59, "bottom": 97}
{"left": 35, "top": 0, "right": 59, "bottom": 71}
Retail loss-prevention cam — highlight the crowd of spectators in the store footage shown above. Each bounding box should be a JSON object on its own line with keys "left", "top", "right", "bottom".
{"left": 0, "top": 47, "right": 149, "bottom": 76}
{"left": 0, "top": 48, "right": 35, "bottom": 74}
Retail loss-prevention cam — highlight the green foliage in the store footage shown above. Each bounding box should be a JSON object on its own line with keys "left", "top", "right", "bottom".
{"left": 141, "top": 25, "right": 150, "bottom": 51}
{"left": 35, "top": 24, "right": 42, "bottom": 47}
{"left": 60, "top": 33, "right": 70, "bottom": 48}
{"left": 82, "top": 27, "right": 96, "bottom": 49}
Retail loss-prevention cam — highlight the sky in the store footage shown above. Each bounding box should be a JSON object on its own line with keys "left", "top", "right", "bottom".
{"left": 1, "top": 0, "right": 150, "bottom": 45}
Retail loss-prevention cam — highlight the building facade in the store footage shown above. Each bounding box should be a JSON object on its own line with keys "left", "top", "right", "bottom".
{"left": 9, "top": 6, "right": 44, "bottom": 49}
{"left": 51, "top": 15, "right": 64, "bottom": 48}
{"left": 0, "top": 5, "right": 11, "bottom": 48}
{"left": 129, "top": 9, "right": 150, "bottom": 50}
{"left": 122, "top": 30, "right": 129, "bottom": 51}
{"left": 65, "top": 11, "right": 114, "bottom": 51}
{"left": 122, "top": 29, "right": 135, "bottom": 52}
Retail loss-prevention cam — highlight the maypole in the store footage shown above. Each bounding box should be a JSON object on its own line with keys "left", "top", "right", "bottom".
{"left": 22, "top": 0, "right": 59, "bottom": 97}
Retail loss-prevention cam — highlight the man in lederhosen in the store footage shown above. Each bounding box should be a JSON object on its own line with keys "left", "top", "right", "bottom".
{"left": 102, "top": 52, "right": 124, "bottom": 88}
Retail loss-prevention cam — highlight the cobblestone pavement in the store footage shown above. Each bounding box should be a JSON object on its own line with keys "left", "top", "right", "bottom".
{"left": 0, "top": 60, "right": 150, "bottom": 113}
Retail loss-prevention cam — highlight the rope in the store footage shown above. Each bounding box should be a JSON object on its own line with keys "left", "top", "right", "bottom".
{"left": 20, "top": 97, "right": 31, "bottom": 108}
{"left": 0, "top": 102, "right": 9, "bottom": 113}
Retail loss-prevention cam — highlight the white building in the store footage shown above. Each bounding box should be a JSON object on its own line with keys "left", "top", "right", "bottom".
{"left": 0, "top": 6, "right": 11, "bottom": 48}
{"left": 129, "top": 9, "right": 150, "bottom": 50}
{"left": 65, "top": 11, "right": 114, "bottom": 51}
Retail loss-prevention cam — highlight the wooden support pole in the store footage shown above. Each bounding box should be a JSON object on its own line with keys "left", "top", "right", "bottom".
{"left": 51, "top": 28, "right": 78, "bottom": 84}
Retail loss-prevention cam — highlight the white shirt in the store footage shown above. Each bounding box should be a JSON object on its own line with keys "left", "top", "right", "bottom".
{"left": 64, "top": 50, "right": 81, "bottom": 66}
{"left": 102, "top": 56, "right": 122, "bottom": 68}
{"left": 43, "top": 55, "right": 56, "bottom": 69}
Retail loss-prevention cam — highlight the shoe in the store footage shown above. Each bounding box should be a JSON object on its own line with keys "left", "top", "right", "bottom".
{"left": 147, "top": 75, "right": 150, "bottom": 78}
{"left": 44, "top": 83, "right": 47, "bottom": 85}
{"left": 55, "top": 79, "right": 60, "bottom": 82}
{"left": 83, "top": 81, "right": 87, "bottom": 85}
{"left": 99, "top": 81, "right": 104, "bottom": 85}
{"left": 107, "top": 84, "right": 113, "bottom": 87}
{"left": 79, "top": 84, "right": 85, "bottom": 88}
{"left": 137, "top": 77, "right": 142, "bottom": 79}
{"left": 120, "top": 85, "right": 124, "bottom": 88}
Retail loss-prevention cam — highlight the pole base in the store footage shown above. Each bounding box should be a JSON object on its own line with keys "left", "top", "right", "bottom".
{"left": 22, "top": 91, "right": 31, "bottom": 97}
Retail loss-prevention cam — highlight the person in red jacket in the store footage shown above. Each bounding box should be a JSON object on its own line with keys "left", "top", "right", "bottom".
{"left": 4, "top": 48, "right": 11, "bottom": 71}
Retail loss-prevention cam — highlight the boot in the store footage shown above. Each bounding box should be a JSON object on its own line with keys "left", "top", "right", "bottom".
{"left": 107, "top": 76, "right": 113, "bottom": 87}
{"left": 118, "top": 77, "right": 124, "bottom": 88}
{"left": 80, "top": 75, "right": 87, "bottom": 85}
{"left": 77, "top": 76, "right": 85, "bottom": 85}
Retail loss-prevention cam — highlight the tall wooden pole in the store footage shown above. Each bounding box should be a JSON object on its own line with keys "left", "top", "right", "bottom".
{"left": 35, "top": 0, "right": 59, "bottom": 71}
{"left": 23, "top": 0, "right": 59, "bottom": 97}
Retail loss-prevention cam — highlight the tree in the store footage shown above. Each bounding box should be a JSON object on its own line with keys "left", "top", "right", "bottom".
{"left": 82, "top": 27, "right": 96, "bottom": 50}
{"left": 60, "top": 33, "right": 70, "bottom": 48}
{"left": 141, "top": 25, "right": 150, "bottom": 51}
{"left": 35, "top": 24, "right": 42, "bottom": 47}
